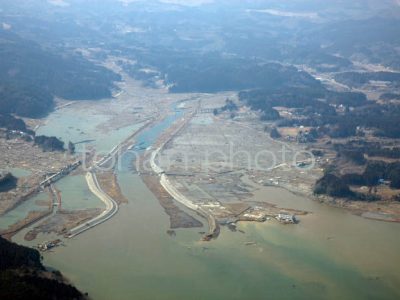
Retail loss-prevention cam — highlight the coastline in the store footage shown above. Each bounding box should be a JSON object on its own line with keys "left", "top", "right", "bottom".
{"left": 140, "top": 108, "right": 220, "bottom": 239}
{"left": 261, "top": 174, "right": 400, "bottom": 223}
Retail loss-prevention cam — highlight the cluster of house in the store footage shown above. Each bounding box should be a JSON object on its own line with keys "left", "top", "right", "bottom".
{"left": 0, "top": 128, "right": 33, "bottom": 141}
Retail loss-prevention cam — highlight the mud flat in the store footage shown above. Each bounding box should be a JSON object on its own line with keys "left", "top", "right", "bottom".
{"left": 154, "top": 102, "right": 314, "bottom": 228}
{"left": 1, "top": 67, "right": 203, "bottom": 241}
{"left": 69, "top": 119, "right": 158, "bottom": 236}
{"left": 9, "top": 89, "right": 400, "bottom": 300}
{"left": 24, "top": 208, "right": 103, "bottom": 241}
{"left": 128, "top": 106, "right": 206, "bottom": 230}
{"left": 155, "top": 96, "right": 400, "bottom": 225}
{"left": 141, "top": 175, "right": 203, "bottom": 229}
{"left": 96, "top": 171, "right": 128, "bottom": 205}
{"left": 18, "top": 172, "right": 400, "bottom": 300}
{"left": 0, "top": 210, "right": 53, "bottom": 240}
{"left": 314, "top": 195, "right": 400, "bottom": 222}
{"left": 144, "top": 103, "right": 298, "bottom": 237}
{"left": 142, "top": 105, "right": 221, "bottom": 239}
{"left": 0, "top": 188, "right": 54, "bottom": 240}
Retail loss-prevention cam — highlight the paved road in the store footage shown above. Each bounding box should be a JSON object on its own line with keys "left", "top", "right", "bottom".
{"left": 159, "top": 173, "right": 219, "bottom": 236}
{"left": 149, "top": 110, "right": 219, "bottom": 237}
{"left": 67, "top": 172, "right": 118, "bottom": 238}
{"left": 68, "top": 121, "right": 155, "bottom": 238}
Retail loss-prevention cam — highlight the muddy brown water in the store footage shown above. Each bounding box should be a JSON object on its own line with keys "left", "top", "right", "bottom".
{"left": 10, "top": 102, "right": 400, "bottom": 300}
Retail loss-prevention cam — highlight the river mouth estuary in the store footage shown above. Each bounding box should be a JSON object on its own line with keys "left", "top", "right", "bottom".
{"left": 2, "top": 2, "right": 400, "bottom": 299}
{"left": 7, "top": 77, "right": 400, "bottom": 300}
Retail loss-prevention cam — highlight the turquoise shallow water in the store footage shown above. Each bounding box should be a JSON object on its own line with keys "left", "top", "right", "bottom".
{"left": 36, "top": 104, "right": 144, "bottom": 153}
{"left": 7, "top": 167, "right": 31, "bottom": 177}
{"left": 0, "top": 192, "right": 49, "bottom": 230}
{"left": 30, "top": 173, "right": 400, "bottom": 300}
{"left": 10, "top": 102, "right": 400, "bottom": 300}
{"left": 54, "top": 175, "right": 105, "bottom": 211}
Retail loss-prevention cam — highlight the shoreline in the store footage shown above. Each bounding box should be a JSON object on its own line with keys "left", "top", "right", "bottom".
{"left": 0, "top": 210, "right": 53, "bottom": 241}
{"left": 2, "top": 118, "right": 155, "bottom": 240}
{"left": 140, "top": 174, "right": 204, "bottom": 229}
{"left": 66, "top": 172, "right": 119, "bottom": 238}
{"left": 264, "top": 178, "right": 400, "bottom": 224}
{"left": 65, "top": 118, "right": 157, "bottom": 237}
{"left": 143, "top": 108, "right": 220, "bottom": 240}
{"left": 233, "top": 118, "right": 400, "bottom": 224}
{"left": 0, "top": 188, "right": 53, "bottom": 240}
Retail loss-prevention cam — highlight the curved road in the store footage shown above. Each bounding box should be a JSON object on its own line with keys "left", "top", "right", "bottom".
{"left": 159, "top": 173, "right": 218, "bottom": 237}
{"left": 67, "top": 172, "right": 118, "bottom": 238}
{"left": 150, "top": 112, "right": 220, "bottom": 238}
{"left": 68, "top": 120, "right": 154, "bottom": 238}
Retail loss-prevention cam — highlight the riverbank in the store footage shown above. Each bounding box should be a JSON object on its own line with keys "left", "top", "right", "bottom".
{"left": 5, "top": 66, "right": 400, "bottom": 300}
{"left": 0, "top": 210, "right": 52, "bottom": 240}
{"left": 141, "top": 175, "right": 203, "bottom": 229}
{"left": 22, "top": 178, "right": 400, "bottom": 300}
{"left": 140, "top": 104, "right": 221, "bottom": 239}
{"left": 7, "top": 94, "right": 400, "bottom": 300}
{"left": 66, "top": 172, "right": 118, "bottom": 238}
{"left": 314, "top": 194, "right": 400, "bottom": 222}
{"left": 0, "top": 138, "right": 76, "bottom": 216}
{"left": 0, "top": 66, "right": 169, "bottom": 240}
{"left": 154, "top": 95, "right": 400, "bottom": 227}
{"left": 0, "top": 236, "right": 87, "bottom": 300}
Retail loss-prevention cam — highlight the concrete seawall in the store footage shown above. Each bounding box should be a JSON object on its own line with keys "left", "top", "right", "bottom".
{"left": 149, "top": 110, "right": 220, "bottom": 239}
{"left": 67, "top": 172, "right": 118, "bottom": 238}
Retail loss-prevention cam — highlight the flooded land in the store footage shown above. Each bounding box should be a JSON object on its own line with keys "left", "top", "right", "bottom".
{"left": 1, "top": 2, "right": 400, "bottom": 299}
{"left": 3, "top": 70, "right": 399, "bottom": 300}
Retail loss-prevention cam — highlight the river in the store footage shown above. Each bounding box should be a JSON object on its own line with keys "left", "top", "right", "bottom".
{"left": 11, "top": 98, "right": 400, "bottom": 300}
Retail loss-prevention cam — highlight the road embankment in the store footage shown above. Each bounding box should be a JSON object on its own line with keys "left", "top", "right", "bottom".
{"left": 148, "top": 110, "right": 220, "bottom": 239}
{"left": 67, "top": 172, "right": 118, "bottom": 238}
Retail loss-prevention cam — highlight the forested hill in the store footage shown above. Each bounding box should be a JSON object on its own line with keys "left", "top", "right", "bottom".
{"left": 0, "top": 236, "right": 86, "bottom": 299}
{"left": 0, "top": 236, "right": 42, "bottom": 271}
{"left": 0, "top": 29, "right": 120, "bottom": 118}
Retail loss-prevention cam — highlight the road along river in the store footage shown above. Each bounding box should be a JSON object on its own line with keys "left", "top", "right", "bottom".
{"left": 67, "top": 172, "right": 118, "bottom": 238}
{"left": 11, "top": 96, "right": 400, "bottom": 300}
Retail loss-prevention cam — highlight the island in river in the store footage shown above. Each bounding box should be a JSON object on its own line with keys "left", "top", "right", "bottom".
{"left": 0, "top": 62, "right": 398, "bottom": 299}
{"left": 1, "top": 1, "right": 400, "bottom": 299}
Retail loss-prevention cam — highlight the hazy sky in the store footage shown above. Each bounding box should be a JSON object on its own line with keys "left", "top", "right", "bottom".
{"left": 118, "top": 0, "right": 214, "bottom": 6}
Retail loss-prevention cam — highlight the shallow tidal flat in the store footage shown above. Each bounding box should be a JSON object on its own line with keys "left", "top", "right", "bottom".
{"left": 10, "top": 84, "right": 400, "bottom": 300}
{"left": 18, "top": 174, "right": 400, "bottom": 300}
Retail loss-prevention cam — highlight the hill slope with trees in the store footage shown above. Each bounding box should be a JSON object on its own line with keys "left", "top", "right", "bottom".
{"left": 0, "top": 236, "right": 86, "bottom": 300}
{"left": 0, "top": 29, "right": 120, "bottom": 118}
